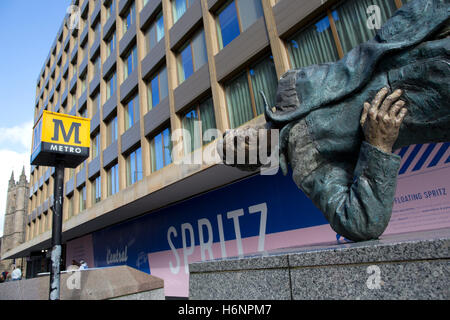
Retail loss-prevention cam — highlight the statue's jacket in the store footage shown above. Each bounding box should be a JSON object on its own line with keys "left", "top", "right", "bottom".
{"left": 265, "top": 0, "right": 450, "bottom": 241}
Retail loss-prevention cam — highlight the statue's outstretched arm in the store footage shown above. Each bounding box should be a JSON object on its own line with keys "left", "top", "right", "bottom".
{"left": 293, "top": 88, "right": 408, "bottom": 241}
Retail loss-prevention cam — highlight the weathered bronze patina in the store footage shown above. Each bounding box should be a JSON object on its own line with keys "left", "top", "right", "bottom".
{"left": 219, "top": 0, "right": 450, "bottom": 242}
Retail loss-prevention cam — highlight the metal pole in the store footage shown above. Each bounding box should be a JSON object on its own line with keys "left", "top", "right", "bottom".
{"left": 49, "top": 161, "right": 64, "bottom": 300}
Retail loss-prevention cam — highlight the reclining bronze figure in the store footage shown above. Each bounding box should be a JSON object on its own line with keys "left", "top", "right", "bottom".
{"left": 219, "top": 0, "right": 450, "bottom": 242}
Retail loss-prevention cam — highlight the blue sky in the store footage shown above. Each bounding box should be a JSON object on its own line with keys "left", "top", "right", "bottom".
{"left": 0, "top": 0, "right": 71, "bottom": 236}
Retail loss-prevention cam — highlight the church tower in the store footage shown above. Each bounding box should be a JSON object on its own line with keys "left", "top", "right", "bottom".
{"left": 0, "top": 167, "right": 29, "bottom": 272}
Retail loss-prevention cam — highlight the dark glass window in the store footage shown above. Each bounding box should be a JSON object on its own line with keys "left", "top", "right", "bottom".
{"left": 126, "top": 147, "right": 143, "bottom": 186}
{"left": 123, "top": 2, "right": 136, "bottom": 34}
{"left": 106, "top": 115, "right": 118, "bottom": 146}
{"left": 182, "top": 97, "right": 217, "bottom": 153}
{"left": 150, "top": 127, "right": 172, "bottom": 172}
{"left": 123, "top": 45, "right": 138, "bottom": 80}
{"left": 145, "top": 11, "right": 164, "bottom": 54}
{"left": 177, "top": 29, "right": 207, "bottom": 84}
{"left": 172, "top": 0, "right": 194, "bottom": 23}
{"left": 125, "top": 94, "right": 140, "bottom": 130}
{"left": 147, "top": 66, "right": 168, "bottom": 110}
{"left": 217, "top": 0, "right": 264, "bottom": 49}
{"left": 225, "top": 56, "right": 278, "bottom": 128}
{"left": 107, "top": 162, "right": 119, "bottom": 196}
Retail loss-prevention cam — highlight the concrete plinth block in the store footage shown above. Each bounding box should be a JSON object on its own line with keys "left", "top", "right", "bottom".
{"left": 189, "top": 228, "right": 450, "bottom": 300}
{"left": 0, "top": 266, "right": 164, "bottom": 300}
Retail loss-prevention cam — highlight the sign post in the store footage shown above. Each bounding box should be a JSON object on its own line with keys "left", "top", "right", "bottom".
{"left": 31, "top": 111, "right": 90, "bottom": 300}
{"left": 50, "top": 161, "right": 64, "bottom": 300}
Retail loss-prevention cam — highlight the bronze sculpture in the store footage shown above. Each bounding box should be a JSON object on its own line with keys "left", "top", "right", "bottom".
{"left": 219, "top": 0, "right": 450, "bottom": 242}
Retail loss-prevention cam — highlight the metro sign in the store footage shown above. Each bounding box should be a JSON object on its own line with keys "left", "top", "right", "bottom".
{"left": 31, "top": 111, "right": 90, "bottom": 168}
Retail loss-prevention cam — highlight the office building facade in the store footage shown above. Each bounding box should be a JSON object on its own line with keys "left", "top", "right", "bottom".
{"left": 5, "top": 0, "right": 448, "bottom": 296}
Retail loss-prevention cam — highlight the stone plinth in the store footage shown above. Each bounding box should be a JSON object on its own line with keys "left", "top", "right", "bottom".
{"left": 189, "top": 228, "right": 450, "bottom": 300}
{"left": 0, "top": 266, "right": 164, "bottom": 300}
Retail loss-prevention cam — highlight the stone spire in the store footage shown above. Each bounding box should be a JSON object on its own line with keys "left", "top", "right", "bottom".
{"left": 19, "top": 166, "right": 27, "bottom": 186}
{"left": 8, "top": 171, "right": 15, "bottom": 189}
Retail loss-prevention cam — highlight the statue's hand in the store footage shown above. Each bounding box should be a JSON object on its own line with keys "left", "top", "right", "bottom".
{"left": 360, "top": 87, "right": 408, "bottom": 154}
{"left": 218, "top": 124, "right": 270, "bottom": 171}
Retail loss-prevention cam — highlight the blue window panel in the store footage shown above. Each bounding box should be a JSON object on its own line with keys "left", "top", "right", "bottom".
{"left": 151, "top": 76, "right": 160, "bottom": 107}
{"left": 159, "top": 67, "right": 168, "bottom": 101}
{"left": 127, "top": 100, "right": 135, "bottom": 129}
{"left": 136, "top": 148, "right": 143, "bottom": 181}
{"left": 154, "top": 133, "right": 164, "bottom": 171}
{"left": 173, "top": 0, "right": 187, "bottom": 22}
{"left": 156, "top": 14, "right": 164, "bottom": 42}
{"left": 163, "top": 128, "right": 172, "bottom": 165}
{"left": 236, "top": 0, "right": 264, "bottom": 31}
{"left": 180, "top": 45, "right": 193, "bottom": 81}
{"left": 218, "top": 1, "right": 240, "bottom": 48}
{"left": 112, "top": 117, "right": 118, "bottom": 141}
{"left": 130, "top": 151, "right": 136, "bottom": 184}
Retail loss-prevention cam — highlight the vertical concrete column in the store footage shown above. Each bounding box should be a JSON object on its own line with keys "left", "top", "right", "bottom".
{"left": 200, "top": 0, "right": 230, "bottom": 134}
{"left": 162, "top": 0, "right": 184, "bottom": 164}
{"left": 261, "top": 0, "right": 290, "bottom": 79}
{"left": 116, "top": 0, "right": 126, "bottom": 192}
{"left": 134, "top": 0, "right": 150, "bottom": 178}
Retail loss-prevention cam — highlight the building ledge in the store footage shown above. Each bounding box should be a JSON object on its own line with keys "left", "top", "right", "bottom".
{"left": 2, "top": 112, "right": 265, "bottom": 261}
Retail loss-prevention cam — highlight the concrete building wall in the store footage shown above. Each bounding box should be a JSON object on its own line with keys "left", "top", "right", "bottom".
{"left": 2, "top": 0, "right": 408, "bottom": 261}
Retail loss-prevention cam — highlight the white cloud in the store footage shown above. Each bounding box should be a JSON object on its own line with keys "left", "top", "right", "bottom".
{"left": 0, "top": 120, "right": 33, "bottom": 153}
{"left": 0, "top": 120, "right": 33, "bottom": 237}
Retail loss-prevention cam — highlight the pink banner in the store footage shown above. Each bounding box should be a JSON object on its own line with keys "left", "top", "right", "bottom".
{"left": 65, "top": 234, "right": 94, "bottom": 269}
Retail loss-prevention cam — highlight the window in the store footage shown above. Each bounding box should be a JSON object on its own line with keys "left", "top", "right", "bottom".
{"left": 79, "top": 185, "right": 86, "bottom": 212}
{"left": 124, "top": 94, "right": 140, "bottom": 130}
{"left": 182, "top": 97, "right": 217, "bottom": 153}
{"left": 126, "top": 147, "right": 143, "bottom": 186}
{"left": 67, "top": 194, "right": 74, "bottom": 219}
{"left": 79, "top": 106, "right": 87, "bottom": 118}
{"left": 123, "top": 2, "right": 136, "bottom": 35}
{"left": 80, "top": 74, "right": 87, "bottom": 94}
{"left": 225, "top": 56, "right": 278, "bottom": 128}
{"left": 106, "top": 0, "right": 115, "bottom": 20}
{"left": 149, "top": 127, "right": 172, "bottom": 172}
{"left": 287, "top": 14, "right": 340, "bottom": 69}
{"left": 107, "top": 162, "right": 120, "bottom": 196}
{"left": 172, "top": 0, "right": 194, "bottom": 23}
{"left": 123, "top": 45, "right": 138, "bottom": 80}
{"left": 286, "top": 0, "right": 397, "bottom": 68}
{"left": 80, "top": 42, "right": 86, "bottom": 60}
{"left": 333, "top": 0, "right": 397, "bottom": 54}
{"left": 92, "top": 54, "right": 101, "bottom": 79}
{"left": 147, "top": 66, "right": 168, "bottom": 110}
{"left": 106, "top": 72, "right": 117, "bottom": 100}
{"left": 177, "top": 29, "right": 207, "bottom": 84}
{"left": 106, "top": 32, "right": 116, "bottom": 58}
{"left": 92, "top": 175, "right": 101, "bottom": 204}
{"left": 72, "top": 93, "right": 77, "bottom": 110}
{"left": 91, "top": 132, "right": 100, "bottom": 158}
{"left": 145, "top": 11, "right": 164, "bottom": 54}
{"left": 92, "top": 91, "right": 101, "bottom": 115}
{"left": 93, "top": 21, "right": 101, "bottom": 40}
{"left": 216, "top": 0, "right": 263, "bottom": 49}
{"left": 106, "top": 115, "right": 118, "bottom": 146}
